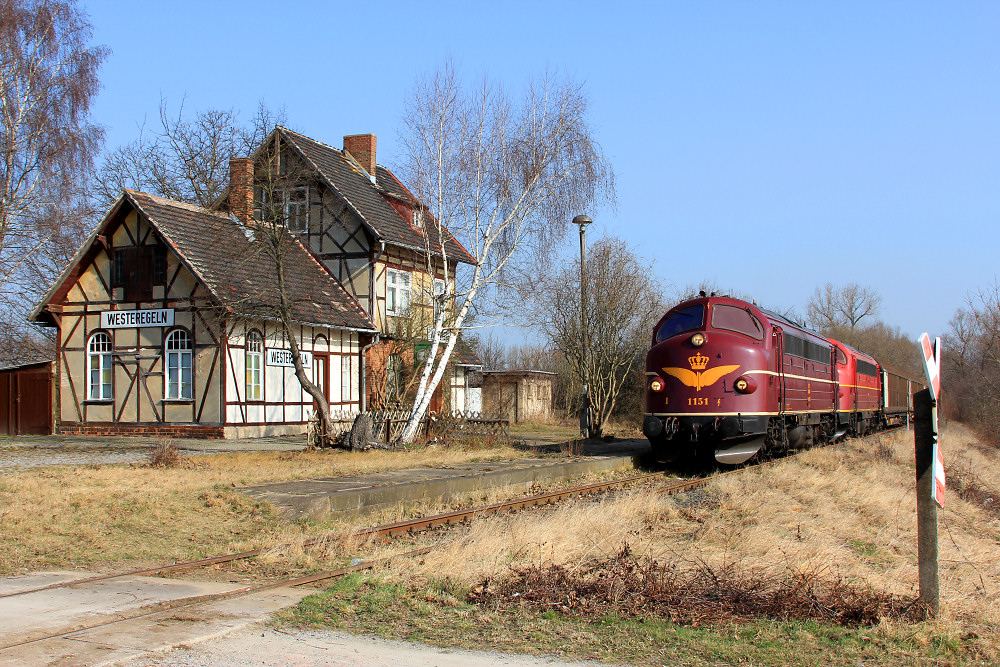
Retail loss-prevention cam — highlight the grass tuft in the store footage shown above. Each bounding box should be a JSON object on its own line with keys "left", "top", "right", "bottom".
{"left": 147, "top": 440, "right": 181, "bottom": 468}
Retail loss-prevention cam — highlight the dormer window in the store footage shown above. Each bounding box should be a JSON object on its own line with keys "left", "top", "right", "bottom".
{"left": 412, "top": 208, "right": 423, "bottom": 229}
{"left": 274, "top": 187, "right": 309, "bottom": 232}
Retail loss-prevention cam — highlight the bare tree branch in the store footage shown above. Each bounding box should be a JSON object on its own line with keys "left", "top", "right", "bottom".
{"left": 0, "top": 0, "right": 107, "bottom": 363}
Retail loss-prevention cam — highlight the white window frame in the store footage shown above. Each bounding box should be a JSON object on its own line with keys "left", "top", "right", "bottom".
{"left": 278, "top": 186, "right": 309, "bottom": 232}
{"left": 433, "top": 278, "right": 446, "bottom": 320}
{"left": 245, "top": 330, "right": 263, "bottom": 401}
{"left": 87, "top": 331, "right": 113, "bottom": 401}
{"left": 411, "top": 208, "right": 423, "bottom": 229}
{"left": 386, "top": 269, "right": 412, "bottom": 316}
{"left": 164, "top": 329, "right": 193, "bottom": 400}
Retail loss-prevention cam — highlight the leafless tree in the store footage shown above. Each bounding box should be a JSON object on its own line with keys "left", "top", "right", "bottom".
{"left": 839, "top": 320, "right": 921, "bottom": 375}
{"left": 95, "top": 100, "right": 284, "bottom": 209}
{"left": 228, "top": 158, "right": 347, "bottom": 446}
{"left": 807, "top": 282, "right": 882, "bottom": 332}
{"left": 536, "top": 237, "right": 663, "bottom": 437}
{"left": 0, "top": 0, "right": 107, "bottom": 364}
{"left": 469, "top": 332, "right": 507, "bottom": 372}
{"left": 394, "top": 62, "right": 614, "bottom": 443}
{"left": 943, "top": 282, "right": 1000, "bottom": 438}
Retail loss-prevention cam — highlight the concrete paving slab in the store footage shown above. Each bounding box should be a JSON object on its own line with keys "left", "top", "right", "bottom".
{"left": 126, "top": 624, "right": 604, "bottom": 666}
{"left": 241, "top": 439, "right": 651, "bottom": 522}
{"left": 0, "top": 571, "right": 307, "bottom": 667}
{"left": 0, "top": 434, "right": 306, "bottom": 471}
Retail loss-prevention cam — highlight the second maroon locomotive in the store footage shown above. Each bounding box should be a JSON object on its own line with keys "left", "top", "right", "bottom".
{"left": 642, "top": 295, "right": 923, "bottom": 464}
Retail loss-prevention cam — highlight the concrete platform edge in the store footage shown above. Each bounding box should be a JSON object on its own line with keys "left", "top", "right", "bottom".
{"left": 251, "top": 454, "right": 644, "bottom": 522}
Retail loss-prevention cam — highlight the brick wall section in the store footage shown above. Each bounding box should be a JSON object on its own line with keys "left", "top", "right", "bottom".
{"left": 59, "top": 423, "right": 225, "bottom": 439}
{"left": 229, "top": 157, "right": 254, "bottom": 223}
{"left": 343, "top": 134, "right": 376, "bottom": 178}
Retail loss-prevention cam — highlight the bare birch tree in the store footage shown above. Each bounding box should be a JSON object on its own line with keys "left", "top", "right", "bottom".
{"left": 395, "top": 63, "right": 613, "bottom": 444}
{"left": 0, "top": 0, "right": 107, "bottom": 363}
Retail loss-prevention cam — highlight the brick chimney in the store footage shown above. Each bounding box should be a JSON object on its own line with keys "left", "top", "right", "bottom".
{"left": 343, "top": 134, "right": 376, "bottom": 181}
{"left": 229, "top": 157, "right": 254, "bottom": 223}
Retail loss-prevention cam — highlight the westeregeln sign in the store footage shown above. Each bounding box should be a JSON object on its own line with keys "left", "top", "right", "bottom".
{"left": 266, "top": 348, "right": 312, "bottom": 367}
{"left": 101, "top": 309, "right": 174, "bottom": 329}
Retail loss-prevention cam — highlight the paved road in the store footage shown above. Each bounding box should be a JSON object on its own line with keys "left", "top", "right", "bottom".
{"left": 0, "top": 571, "right": 600, "bottom": 667}
{"left": 0, "top": 434, "right": 306, "bottom": 471}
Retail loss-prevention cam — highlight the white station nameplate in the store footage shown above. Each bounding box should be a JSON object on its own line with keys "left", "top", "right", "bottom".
{"left": 266, "top": 349, "right": 312, "bottom": 367}
{"left": 101, "top": 309, "right": 175, "bottom": 329}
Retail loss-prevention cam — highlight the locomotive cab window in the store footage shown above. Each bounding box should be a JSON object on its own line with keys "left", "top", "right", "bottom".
{"left": 711, "top": 305, "right": 764, "bottom": 340}
{"left": 654, "top": 304, "right": 704, "bottom": 343}
{"left": 836, "top": 347, "right": 848, "bottom": 365}
{"left": 857, "top": 360, "right": 878, "bottom": 377}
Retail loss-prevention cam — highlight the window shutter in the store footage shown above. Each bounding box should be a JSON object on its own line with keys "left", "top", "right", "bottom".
{"left": 153, "top": 246, "right": 167, "bottom": 285}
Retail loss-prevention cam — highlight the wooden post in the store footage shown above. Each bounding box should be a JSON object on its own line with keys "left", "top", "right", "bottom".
{"left": 913, "top": 388, "right": 939, "bottom": 616}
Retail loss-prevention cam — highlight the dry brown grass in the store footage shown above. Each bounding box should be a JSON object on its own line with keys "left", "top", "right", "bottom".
{"left": 0, "top": 443, "right": 528, "bottom": 576}
{"left": 371, "top": 423, "right": 1000, "bottom": 649}
{"left": 147, "top": 440, "right": 181, "bottom": 467}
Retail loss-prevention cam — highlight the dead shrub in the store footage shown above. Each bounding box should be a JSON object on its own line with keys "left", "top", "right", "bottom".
{"left": 469, "top": 544, "right": 917, "bottom": 627}
{"left": 148, "top": 441, "right": 181, "bottom": 468}
{"left": 873, "top": 438, "right": 896, "bottom": 464}
{"left": 950, "top": 466, "right": 1000, "bottom": 518}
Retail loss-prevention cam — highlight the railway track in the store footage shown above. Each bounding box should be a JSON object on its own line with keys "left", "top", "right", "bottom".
{"left": 0, "top": 454, "right": 781, "bottom": 653}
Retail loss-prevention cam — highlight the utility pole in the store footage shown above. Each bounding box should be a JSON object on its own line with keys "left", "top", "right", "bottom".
{"left": 574, "top": 214, "right": 592, "bottom": 439}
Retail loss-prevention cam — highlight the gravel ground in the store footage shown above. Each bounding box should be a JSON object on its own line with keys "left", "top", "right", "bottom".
{"left": 126, "top": 625, "right": 604, "bottom": 667}
{"left": 0, "top": 434, "right": 306, "bottom": 471}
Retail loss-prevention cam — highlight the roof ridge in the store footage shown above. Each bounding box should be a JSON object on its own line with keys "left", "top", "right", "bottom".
{"left": 276, "top": 126, "right": 346, "bottom": 156}
{"left": 126, "top": 189, "right": 231, "bottom": 219}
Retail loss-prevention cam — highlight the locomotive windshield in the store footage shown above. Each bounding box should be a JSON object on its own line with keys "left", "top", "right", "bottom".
{"left": 655, "top": 304, "right": 704, "bottom": 342}
{"left": 710, "top": 304, "right": 764, "bottom": 340}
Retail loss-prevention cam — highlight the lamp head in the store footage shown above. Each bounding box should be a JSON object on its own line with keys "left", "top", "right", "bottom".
{"left": 573, "top": 214, "right": 592, "bottom": 227}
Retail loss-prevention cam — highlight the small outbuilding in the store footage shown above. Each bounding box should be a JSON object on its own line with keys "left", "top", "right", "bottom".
{"left": 480, "top": 370, "right": 555, "bottom": 423}
{"left": 0, "top": 361, "right": 54, "bottom": 435}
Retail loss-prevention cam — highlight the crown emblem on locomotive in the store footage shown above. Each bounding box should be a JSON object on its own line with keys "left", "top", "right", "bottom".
{"left": 688, "top": 352, "right": 709, "bottom": 370}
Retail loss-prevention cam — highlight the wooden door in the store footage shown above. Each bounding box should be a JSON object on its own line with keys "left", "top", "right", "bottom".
{"left": 312, "top": 354, "right": 328, "bottom": 408}
{"left": 18, "top": 371, "right": 51, "bottom": 435}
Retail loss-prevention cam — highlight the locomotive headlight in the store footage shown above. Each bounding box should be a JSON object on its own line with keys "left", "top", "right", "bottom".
{"left": 649, "top": 378, "right": 665, "bottom": 392}
{"left": 690, "top": 333, "right": 706, "bottom": 347}
{"left": 733, "top": 375, "right": 757, "bottom": 394}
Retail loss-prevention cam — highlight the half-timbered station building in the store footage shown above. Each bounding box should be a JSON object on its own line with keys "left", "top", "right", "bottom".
{"left": 218, "top": 128, "right": 481, "bottom": 414}
{"left": 30, "top": 128, "right": 481, "bottom": 437}
{"left": 30, "top": 189, "right": 377, "bottom": 438}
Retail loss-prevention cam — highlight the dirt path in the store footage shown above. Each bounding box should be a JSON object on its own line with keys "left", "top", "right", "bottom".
{"left": 125, "top": 624, "right": 604, "bottom": 667}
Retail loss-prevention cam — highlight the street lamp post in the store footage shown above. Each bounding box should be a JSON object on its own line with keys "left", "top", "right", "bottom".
{"left": 573, "top": 214, "right": 592, "bottom": 440}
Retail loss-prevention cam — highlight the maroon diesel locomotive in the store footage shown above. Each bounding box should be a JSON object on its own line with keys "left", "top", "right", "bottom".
{"left": 642, "top": 295, "right": 924, "bottom": 465}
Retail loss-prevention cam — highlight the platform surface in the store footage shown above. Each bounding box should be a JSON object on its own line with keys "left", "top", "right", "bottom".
{"left": 241, "top": 439, "right": 651, "bottom": 521}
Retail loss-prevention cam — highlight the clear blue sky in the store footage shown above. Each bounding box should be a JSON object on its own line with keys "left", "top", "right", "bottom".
{"left": 83, "top": 1, "right": 1000, "bottom": 342}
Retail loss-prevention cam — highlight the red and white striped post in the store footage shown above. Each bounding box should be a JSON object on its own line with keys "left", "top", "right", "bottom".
{"left": 915, "top": 332, "right": 942, "bottom": 616}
